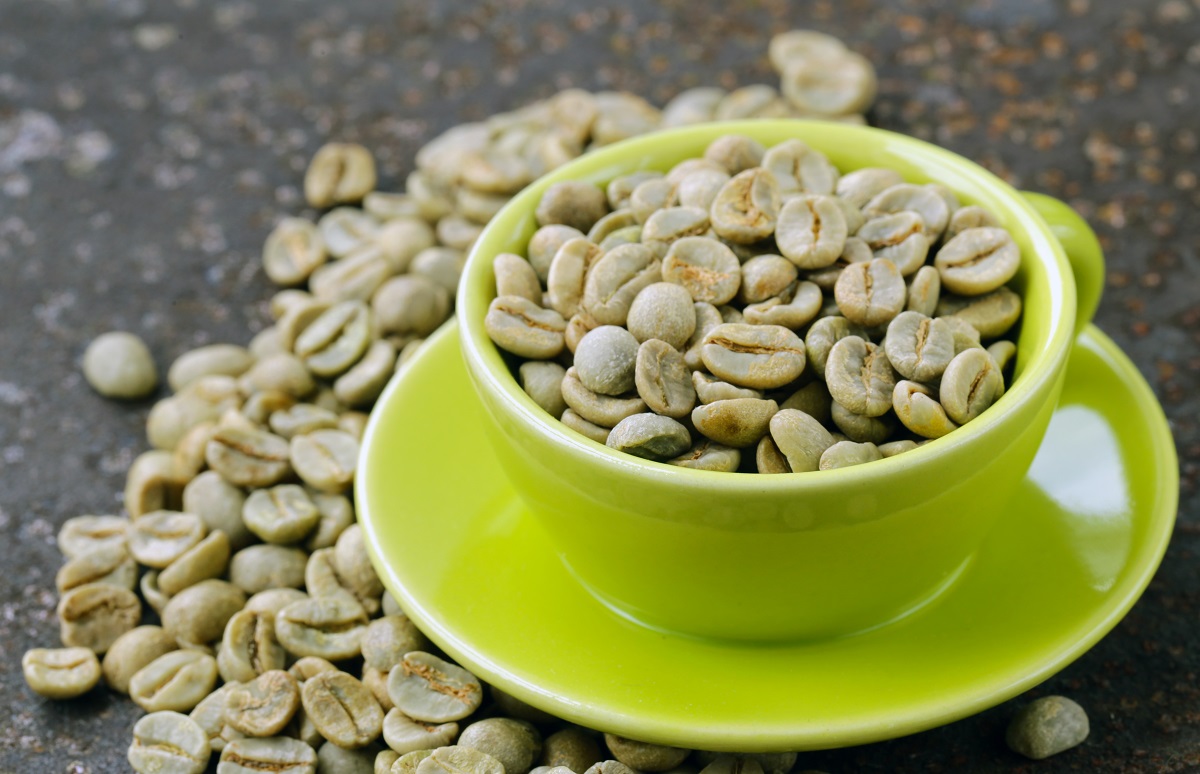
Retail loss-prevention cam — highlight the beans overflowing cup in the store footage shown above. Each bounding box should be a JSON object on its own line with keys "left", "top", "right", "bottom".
{"left": 459, "top": 120, "right": 1104, "bottom": 641}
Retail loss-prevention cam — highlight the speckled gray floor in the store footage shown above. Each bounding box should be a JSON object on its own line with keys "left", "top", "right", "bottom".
{"left": 1, "top": 1, "right": 1197, "bottom": 771}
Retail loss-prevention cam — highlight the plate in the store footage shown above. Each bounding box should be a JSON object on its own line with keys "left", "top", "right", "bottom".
{"left": 357, "top": 321, "right": 1177, "bottom": 752}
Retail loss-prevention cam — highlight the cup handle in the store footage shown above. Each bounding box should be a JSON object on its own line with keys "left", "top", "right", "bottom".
{"left": 1020, "top": 191, "right": 1105, "bottom": 337}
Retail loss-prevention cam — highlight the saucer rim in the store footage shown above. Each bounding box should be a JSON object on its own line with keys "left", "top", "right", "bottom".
{"left": 357, "top": 320, "right": 1178, "bottom": 751}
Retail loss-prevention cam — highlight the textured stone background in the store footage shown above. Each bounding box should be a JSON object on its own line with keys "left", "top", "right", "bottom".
{"left": 1, "top": 0, "right": 1197, "bottom": 771}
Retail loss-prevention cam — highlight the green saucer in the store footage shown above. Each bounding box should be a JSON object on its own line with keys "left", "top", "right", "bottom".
{"left": 357, "top": 321, "right": 1177, "bottom": 752}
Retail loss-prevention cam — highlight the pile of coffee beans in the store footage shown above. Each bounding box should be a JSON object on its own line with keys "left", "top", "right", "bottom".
{"left": 25, "top": 26, "right": 1084, "bottom": 771}
{"left": 485, "top": 133, "right": 1023, "bottom": 472}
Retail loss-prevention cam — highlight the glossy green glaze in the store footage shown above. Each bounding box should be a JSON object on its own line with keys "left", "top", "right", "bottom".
{"left": 454, "top": 120, "right": 1106, "bottom": 640}
{"left": 357, "top": 321, "right": 1176, "bottom": 751}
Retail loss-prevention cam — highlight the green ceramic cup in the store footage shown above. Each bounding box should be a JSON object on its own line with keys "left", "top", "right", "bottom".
{"left": 458, "top": 120, "right": 1104, "bottom": 642}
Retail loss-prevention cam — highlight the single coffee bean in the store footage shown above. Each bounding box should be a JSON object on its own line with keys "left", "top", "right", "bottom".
{"left": 819, "top": 440, "right": 883, "bottom": 470}
{"left": 546, "top": 238, "right": 603, "bottom": 319}
{"left": 834, "top": 258, "right": 907, "bottom": 327}
{"left": 691, "top": 398, "right": 780, "bottom": 448}
{"left": 128, "top": 510, "right": 206, "bottom": 569}
{"left": 762, "top": 138, "right": 839, "bottom": 195}
{"left": 218, "top": 609, "right": 287, "bottom": 683}
{"left": 128, "top": 711, "right": 211, "bottom": 774}
{"left": 710, "top": 168, "right": 781, "bottom": 244}
{"left": 581, "top": 243, "right": 663, "bottom": 327}
{"left": 987, "top": 339, "right": 1017, "bottom": 372}
{"left": 776, "top": 194, "right": 847, "bottom": 269}
{"left": 835, "top": 168, "right": 904, "bottom": 209}
{"left": 290, "top": 429, "right": 360, "bottom": 494}
{"left": 661, "top": 86, "right": 725, "bottom": 125}
{"left": 239, "top": 353, "right": 316, "bottom": 399}
{"left": 634, "top": 339, "right": 696, "bottom": 418}
{"left": 316, "top": 207, "right": 380, "bottom": 259}
{"left": 83, "top": 331, "right": 159, "bottom": 399}
{"left": 102, "top": 625, "right": 177, "bottom": 694}
{"left": 316, "top": 741, "right": 378, "bottom": 774}
{"left": 57, "top": 514, "right": 129, "bottom": 559}
{"left": 230, "top": 544, "right": 308, "bottom": 594}
{"left": 162, "top": 579, "right": 247, "bottom": 648}
{"left": 276, "top": 596, "right": 369, "bottom": 661}
{"left": 332, "top": 524, "right": 385, "bottom": 613}
{"left": 936, "top": 286, "right": 1022, "bottom": 338}
{"left": 603, "top": 734, "right": 690, "bottom": 772}
{"left": 675, "top": 167, "right": 729, "bottom": 211}
{"left": 459, "top": 717, "right": 543, "bottom": 774}
{"left": 667, "top": 439, "right": 741, "bottom": 472}
{"left": 361, "top": 615, "right": 429, "bottom": 672}
{"left": 263, "top": 218, "right": 329, "bottom": 287}
{"left": 906, "top": 265, "right": 941, "bottom": 317}
{"left": 158, "top": 530, "right": 231, "bottom": 595}
{"left": 387, "top": 651, "right": 482, "bottom": 723}
{"left": 294, "top": 301, "right": 373, "bottom": 378}
{"left": 375, "top": 217, "right": 437, "bottom": 273}
{"left": 226, "top": 670, "right": 302, "bottom": 737}
{"left": 769, "top": 409, "right": 835, "bottom": 472}
{"left": 780, "top": 49, "right": 876, "bottom": 116}
{"left": 390, "top": 749, "right": 436, "bottom": 774}
{"left": 879, "top": 439, "right": 920, "bottom": 457}
{"left": 124, "top": 451, "right": 188, "bottom": 517}
{"left": 743, "top": 281, "right": 823, "bottom": 330}
{"left": 130, "top": 650, "right": 219, "bottom": 712}
{"left": 416, "top": 746, "right": 505, "bottom": 774}
{"left": 382, "top": 709, "right": 458, "bottom": 754}
{"left": 738, "top": 255, "right": 798, "bottom": 304}
{"left": 301, "top": 671, "right": 384, "bottom": 748}
{"left": 606, "top": 413, "right": 692, "bottom": 461}
{"left": 692, "top": 372, "right": 763, "bottom": 404}
{"left": 940, "top": 314, "right": 983, "bottom": 354}
{"left": 830, "top": 400, "right": 896, "bottom": 444}
{"left": 661, "top": 237, "right": 741, "bottom": 306}
{"left": 486, "top": 295, "right": 568, "bottom": 359}
{"left": 493, "top": 253, "right": 542, "bottom": 304}
{"left": 934, "top": 227, "right": 1020, "bottom": 296}
{"left": 857, "top": 211, "right": 929, "bottom": 276}
{"left": 461, "top": 147, "right": 534, "bottom": 194}
{"left": 755, "top": 434, "right": 792, "bottom": 474}
{"left": 541, "top": 727, "right": 604, "bottom": 772}
{"left": 1005, "top": 695, "right": 1090, "bottom": 761}
{"left": 305, "top": 142, "right": 376, "bottom": 208}
{"left": 306, "top": 547, "right": 361, "bottom": 609}
{"left": 625, "top": 282, "right": 697, "bottom": 349}
{"left": 529, "top": 225, "right": 585, "bottom": 283}
{"left": 289, "top": 656, "right": 339, "bottom": 684}
{"left": 560, "top": 409, "right": 612, "bottom": 444}
{"left": 206, "top": 426, "right": 292, "bottom": 488}
{"left": 362, "top": 666, "right": 394, "bottom": 713}
{"left": 825, "top": 336, "right": 896, "bottom": 417}
{"left": 410, "top": 246, "right": 467, "bottom": 296}
{"left": 243, "top": 485, "right": 320, "bottom": 544}
{"left": 893, "top": 380, "right": 959, "bottom": 439}
{"left": 863, "top": 183, "right": 950, "bottom": 240}
{"left": 168, "top": 344, "right": 256, "bottom": 392}
{"left": 780, "top": 380, "right": 833, "bottom": 425}
{"left": 218, "top": 737, "right": 318, "bottom": 774}
{"left": 519, "top": 361, "right": 568, "bottom": 419}
{"left": 700, "top": 323, "right": 806, "bottom": 390}
{"left": 629, "top": 178, "right": 677, "bottom": 224}
{"left": 22, "top": 647, "right": 101, "bottom": 699}
{"left": 560, "top": 367, "right": 647, "bottom": 427}
{"left": 884, "top": 312, "right": 955, "bottom": 382}
{"left": 246, "top": 588, "right": 310, "bottom": 619}
{"left": 945, "top": 204, "right": 1000, "bottom": 241}
{"left": 940, "top": 348, "right": 1005, "bottom": 424}
{"left": 55, "top": 543, "right": 137, "bottom": 594}
{"left": 587, "top": 209, "right": 640, "bottom": 246}
{"left": 58, "top": 583, "right": 141, "bottom": 654}
{"left": 141, "top": 570, "right": 172, "bottom": 617}
{"left": 704, "top": 134, "right": 765, "bottom": 175}
{"left": 574, "top": 326, "right": 640, "bottom": 396}
{"left": 373, "top": 276, "right": 451, "bottom": 339}
{"left": 172, "top": 421, "right": 219, "bottom": 479}
{"left": 608, "top": 172, "right": 665, "bottom": 210}
{"left": 269, "top": 404, "right": 340, "bottom": 439}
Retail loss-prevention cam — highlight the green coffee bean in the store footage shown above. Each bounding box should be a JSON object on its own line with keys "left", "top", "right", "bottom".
{"left": 692, "top": 372, "right": 762, "bottom": 404}
{"left": 224, "top": 670, "right": 301, "bottom": 738}
{"left": 704, "top": 134, "right": 765, "bottom": 175}
{"left": 769, "top": 409, "right": 835, "bottom": 472}
{"left": 934, "top": 227, "right": 1020, "bottom": 296}
{"left": 906, "top": 265, "right": 941, "bottom": 317}
{"left": 239, "top": 353, "right": 317, "bottom": 398}
{"left": 206, "top": 426, "right": 292, "bottom": 488}
{"left": 710, "top": 168, "right": 780, "bottom": 244}
{"left": 541, "top": 728, "right": 604, "bottom": 772}
{"left": 830, "top": 399, "right": 895, "bottom": 444}
{"left": 519, "top": 361, "right": 568, "bottom": 419}
{"left": 700, "top": 324, "right": 806, "bottom": 390}
{"left": 218, "top": 737, "right": 318, "bottom": 774}
{"left": 294, "top": 301, "right": 372, "bottom": 378}
{"left": 290, "top": 656, "right": 339, "bottom": 684}
{"left": 582, "top": 243, "right": 663, "bottom": 327}
{"left": 857, "top": 212, "right": 929, "bottom": 276}
{"left": 629, "top": 178, "right": 676, "bottom": 226}
{"left": 835, "top": 168, "right": 904, "bottom": 209}
{"left": 390, "top": 749, "right": 436, "bottom": 774}
{"left": 573, "top": 326, "right": 641, "bottom": 396}
{"left": 459, "top": 718, "right": 543, "bottom": 774}
{"left": 661, "top": 86, "right": 725, "bottom": 126}
{"left": 102, "top": 625, "right": 177, "bottom": 694}
{"left": 560, "top": 409, "right": 611, "bottom": 444}
{"left": 58, "top": 583, "right": 141, "bottom": 653}
{"left": 691, "top": 399, "right": 780, "bottom": 448}
{"left": 879, "top": 439, "right": 919, "bottom": 457}
{"left": 158, "top": 530, "right": 231, "bottom": 595}
{"left": 941, "top": 314, "right": 983, "bottom": 354}
{"left": 779, "top": 48, "right": 876, "bottom": 115}
{"left": 461, "top": 148, "right": 534, "bottom": 194}
{"left": 762, "top": 138, "right": 839, "bottom": 196}
{"left": 493, "top": 253, "right": 543, "bottom": 305}
{"left": 263, "top": 219, "right": 328, "bottom": 288}
{"left": 743, "top": 281, "right": 823, "bottom": 330}
{"left": 863, "top": 183, "right": 950, "bottom": 240}
{"left": 362, "top": 666, "right": 394, "bottom": 713}
{"left": 416, "top": 746, "right": 505, "bottom": 774}
{"left": 675, "top": 167, "right": 729, "bottom": 211}
{"left": 634, "top": 339, "right": 696, "bottom": 418}
{"left": 168, "top": 344, "right": 256, "bottom": 392}
{"left": 819, "top": 440, "right": 883, "bottom": 470}
{"left": 458, "top": 188, "right": 512, "bottom": 226}
{"left": 162, "top": 579, "right": 246, "bottom": 648}
{"left": 333, "top": 524, "right": 385, "bottom": 613}
{"left": 825, "top": 336, "right": 896, "bottom": 417}
{"left": 125, "top": 453, "right": 189, "bottom": 521}
{"left": 268, "top": 403, "right": 340, "bottom": 439}
{"left": 834, "top": 259, "right": 907, "bottom": 327}
{"left": 937, "top": 286, "right": 1023, "bottom": 338}
{"left": 305, "top": 491, "right": 355, "bottom": 552}
{"left": 755, "top": 434, "right": 792, "bottom": 474}
{"left": 536, "top": 181, "right": 609, "bottom": 232}
{"left": 587, "top": 209, "right": 639, "bottom": 246}
{"left": 940, "top": 348, "right": 1005, "bottom": 424}
{"left": 230, "top": 544, "right": 309, "bottom": 594}
{"left": 661, "top": 237, "right": 741, "bottom": 305}
{"left": 290, "top": 429, "right": 360, "bottom": 494}
{"left": 305, "top": 143, "right": 376, "bottom": 208}
{"left": 246, "top": 589, "right": 310, "bottom": 619}
{"left": 128, "top": 510, "right": 206, "bottom": 569}
{"left": 667, "top": 439, "right": 741, "bottom": 472}
{"left": 318, "top": 208, "right": 380, "bottom": 258}
{"left": 22, "top": 647, "right": 101, "bottom": 699}
{"left": 528, "top": 225, "right": 585, "bottom": 283}
{"left": 561, "top": 367, "right": 647, "bottom": 427}
{"left": 387, "top": 651, "right": 482, "bottom": 723}
{"left": 987, "top": 339, "right": 1017, "bottom": 372}
{"left": 375, "top": 217, "right": 436, "bottom": 273}
{"left": 625, "top": 282, "right": 696, "bottom": 349}
{"left": 276, "top": 597, "right": 369, "bottom": 661}
{"left": 776, "top": 194, "right": 847, "bottom": 269}
{"left": 373, "top": 276, "right": 451, "bottom": 338}
{"left": 361, "top": 615, "right": 429, "bottom": 672}
{"left": 57, "top": 514, "right": 129, "bottom": 559}
{"left": 606, "top": 413, "right": 691, "bottom": 461}
{"left": 83, "top": 331, "right": 159, "bottom": 399}
{"left": 608, "top": 172, "right": 665, "bottom": 210}
{"left": 486, "top": 296, "right": 568, "bottom": 359}
{"left": 603, "top": 735, "right": 689, "bottom": 772}
{"left": 141, "top": 570, "right": 172, "bottom": 617}
{"left": 382, "top": 709, "right": 458, "bottom": 754}
{"left": 780, "top": 380, "right": 833, "bottom": 425}
{"left": 945, "top": 204, "right": 999, "bottom": 241}
{"left": 55, "top": 543, "right": 137, "bottom": 594}
{"left": 738, "top": 255, "right": 798, "bottom": 304}
{"left": 130, "top": 650, "right": 219, "bottom": 712}
{"left": 128, "top": 711, "right": 211, "bottom": 774}
{"left": 243, "top": 485, "right": 320, "bottom": 544}
{"left": 1005, "top": 695, "right": 1090, "bottom": 761}
{"left": 190, "top": 684, "right": 246, "bottom": 752}
{"left": 884, "top": 312, "right": 955, "bottom": 382}
{"left": 218, "top": 609, "right": 287, "bottom": 683}
{"left": 172, "top": 421, "right": 218, "bottom": 480}
{"left": 893, "top": 380, "right": 958, "bottom": 439}
{"left": 301, "top": 671, "right": 384, "bottom": 748}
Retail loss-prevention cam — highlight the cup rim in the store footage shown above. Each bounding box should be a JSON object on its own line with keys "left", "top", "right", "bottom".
{"left": 458, "top": 119, "right": 1074, "bottom": 494}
